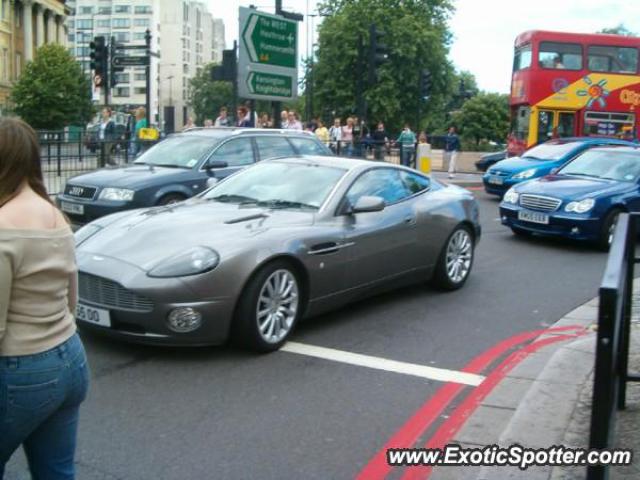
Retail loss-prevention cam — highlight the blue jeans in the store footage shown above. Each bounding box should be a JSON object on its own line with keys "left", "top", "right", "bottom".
{"left": 0, "top": 333, "right": 89, "bottom": 480}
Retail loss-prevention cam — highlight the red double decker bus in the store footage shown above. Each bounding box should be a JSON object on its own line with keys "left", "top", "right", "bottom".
{"left": 508, "top": 30, "right": 640, "bottom": 156}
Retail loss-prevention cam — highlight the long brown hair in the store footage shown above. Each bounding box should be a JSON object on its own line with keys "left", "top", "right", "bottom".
{"left": 0, "top": 117, "right": 53, "bottom": 208}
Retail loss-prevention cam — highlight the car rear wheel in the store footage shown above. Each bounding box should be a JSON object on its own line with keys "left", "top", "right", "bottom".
{"left": 597, "top": 208, "right": 622, "bottom": 251}
{"left": 233, "top": 261, "right": 302, "bottom": 352}
{"left": 432, "top": 225, "right": 474, "bottom": 290}
{"left": 157, "top": 193, "right": 186, "bottom": 206}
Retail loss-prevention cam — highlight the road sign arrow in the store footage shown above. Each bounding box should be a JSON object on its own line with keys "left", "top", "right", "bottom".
{"left": 241, "top": 11, "right": 297, "bottom": 69}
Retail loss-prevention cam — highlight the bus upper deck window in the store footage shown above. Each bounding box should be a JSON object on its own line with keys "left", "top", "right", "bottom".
{"left": 539, "top": 42, "right": 582, "bottom": 70}
{"left": 513, "top": 44, "right": 532, "bottom": 71}
{"left": 588, "top": 46, "right": 638, "bottom": 74}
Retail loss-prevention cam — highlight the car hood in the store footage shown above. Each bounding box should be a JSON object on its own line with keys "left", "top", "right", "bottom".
{"left": 77, "top": 200, "right": 316, "bottom": 271}
{"left": 68, "top": 165, "right": 192, "bottom": 189}
{"left": 490, "top": 156, "right": 555, "bottom": 173}
{"left": 514, "top": 174, "right": 634, "bottom": 200}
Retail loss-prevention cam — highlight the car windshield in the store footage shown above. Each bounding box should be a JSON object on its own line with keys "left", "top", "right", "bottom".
{"left": 522, "top": 142, "right": 581, "bottom": 161}
{"left": 134, "top": 135, "right": 223, "bottom": 168}
{"left": 559, "top": 150, "right": 640, "bottom": 182}
{"left": 204, "top": 161, "right": 347, "bottom": 210}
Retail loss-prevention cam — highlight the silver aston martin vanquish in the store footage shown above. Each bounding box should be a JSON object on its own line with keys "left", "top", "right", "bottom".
{"left": 74, "top": 156, "right": 481, "bottom": 351}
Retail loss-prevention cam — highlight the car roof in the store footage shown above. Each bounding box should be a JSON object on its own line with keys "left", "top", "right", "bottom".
{"left": 542, "top": 137, "right": 635, "bottom": 146}
{"left": 269, "top": 155, "right": 406, "bottom": 172}
{"left": 586, "top": 145, "right": 640, "bottom": 154}
{"left": 177, "top": 127, "right": 319, "bottom": 139}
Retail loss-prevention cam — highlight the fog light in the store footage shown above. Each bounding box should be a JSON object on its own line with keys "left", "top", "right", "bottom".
{"left": 167, "top": 307, "right": 202, "bottom": 333}
{"left": 571, "top": 227, "right": 580, "bottom": 235}
{"left": 502, "top": 216, "right": 507, "bottom": 222}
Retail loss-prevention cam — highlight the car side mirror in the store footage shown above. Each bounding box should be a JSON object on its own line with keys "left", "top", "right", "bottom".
{"left": 206, "top": 177, "right": 219, "bottom": 188}
{"left": 350, "top": 195, "right": 386, "bottom": 214}
{"left": 206, "top": 160, "right": 228, "bottom": 170}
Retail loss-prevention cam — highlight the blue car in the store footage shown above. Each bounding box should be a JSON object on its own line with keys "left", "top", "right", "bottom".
{"left": 483, "top": 138, "right": 635, "bottom": 197}
{"left": 500, "top": 146, "right": 640, "bottom": 250}
{"left": 56, "top": 128, "right": 332, "bottom": 224}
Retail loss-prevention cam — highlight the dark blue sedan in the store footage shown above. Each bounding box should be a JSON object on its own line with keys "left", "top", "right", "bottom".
{"left": 57, "top": 128, "right": 332, "bottom": 223}
{"left": 483, "top": 138, "right": 635, "bottom": 197}
{"left": 500, "top": 146, "right": 640, "bottom": 250}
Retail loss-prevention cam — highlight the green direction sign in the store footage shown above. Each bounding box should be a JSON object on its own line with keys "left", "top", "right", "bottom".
{"left": 247, "top": 72, "right": 293, "bottom": 98}
{"left": 242, "top": 11, "right": 297, "bottom": 69}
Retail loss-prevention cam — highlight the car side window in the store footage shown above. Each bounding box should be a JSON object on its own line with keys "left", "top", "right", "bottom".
{"left": 289, "top": 137, "right": 331, "bottom": 156}
{"left": 255, "top": 136, "right": 295, "bottom": 160}
{"left": 211, "top": 138, "right": 255, "bottom": 166}
{"left": 345, "top": 168, "right": 411, "bottom": 206}
{"left": 399, "top": 171, "right": 430, "bottom": 195}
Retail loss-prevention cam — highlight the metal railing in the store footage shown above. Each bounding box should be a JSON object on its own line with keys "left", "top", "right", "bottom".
{"left": 588, "top": 212, "right": 640, "bottom": 480}
{"left": 324, "top": 139, "right": 414, "bottom": 167}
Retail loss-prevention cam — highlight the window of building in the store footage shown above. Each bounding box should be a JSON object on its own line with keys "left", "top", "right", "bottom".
{"left": 134, "top": 87, "right": 147, "bottom": 95}
{"left": 14, "top": 3, "right": 22, "bottom": 27}
{"left": 1, "top": 48, "right": 8, "bottom": 82}
{"left": 15, "top": 53, "right": 21, "bottom": 76}
{"left": 183, "top": 2, "right": 189, "bottom": 22}
{"left": 538, "top": 42, "right": 582, "bottom": 70}
{"left": 133, "top": 32, "right": 146, "bottom": 41}
{"left": 135, "top": 6, "right": 153, "bottom": 14}
{"left": 513, "top": 44, "right": 532, "bottom": 71}
{"left": 114, "top": 5, "right": 130, "bottom": 14}
{"left": 183, "top": 63, "right": 189, "bottom": 74}
{"left": 134, "top": 18, "right": 150, "bottom": 27}
{"left": 114, "top": 87, "right": 130, "bottom": 97}
{"left": 588, "top": 45, "right": 638, "bottom": 74}
{"left": 76, "top": 46, "right": 90, "bottom": 57}
{"left": 76, "top": 19, "right": 93, "bottom": 30}
{"left": 134, "top": 73, "right": 146, "bottom": 81}
{"left": 114, "top": 32, "right": 130, "bottom": 42}
{"left": 79, "top": 6, "right": 93, "bottom": 15}
{"left": 115, "top": 73, "right": 130, "bottom": 84}
{"left": 98, "top": 7, "right": 111, "bottom": 15}
{"left": 97, "top": 19, "right": 110, "bottom": 28}
{"left": 196, "top": 9, "right": 201, "bottom": 29}
{"left": 113, "top": 18, "right": 130, "bottom": 28}
{"left": 1, "top": 0, "right": 7, "bottom": 21}
{"left": 68, "top": 33, "right": 75, "bottom": 43}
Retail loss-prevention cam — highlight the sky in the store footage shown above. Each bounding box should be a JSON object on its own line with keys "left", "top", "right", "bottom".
{"left": 208, "top": 0, "right": 640, "bottom": 94}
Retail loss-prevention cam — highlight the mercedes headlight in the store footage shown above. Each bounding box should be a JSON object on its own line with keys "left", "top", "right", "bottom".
{"left": 565, "top": 198, "right": 595, "bottom": 214}
{"left": 99, "top": 188, "right": 135, "bottom": 202}
{"left": 74, "top": 224, "right": 102, "bottom": 246}
{"left": 513, "top": 168, "right": 537, "bottom": 180}
{"left": 503, "top": 188, "right": 519, "bottom": 204}
{"left": 148, "top": 246, "right": 220, "bottom": 278}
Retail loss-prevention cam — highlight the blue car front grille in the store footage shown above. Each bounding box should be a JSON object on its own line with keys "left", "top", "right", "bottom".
{"left": 519, "top": 194, "right": 562, "bottom": 212}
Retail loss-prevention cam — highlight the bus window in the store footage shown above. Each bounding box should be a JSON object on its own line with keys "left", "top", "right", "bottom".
{"left": 510, "top": 106, "right": 530, "bottom": 141}
{"left": 588, "top": 46, "right": 638, "bottom": 74}
{"left": 583, "top": 112, "right": 635, "bottom": 138}
{"left": 537, "top": 111, "right": 554, "bottom": 143}
{"left": 557, "top": 112, "right": 575, "bottom": 138}
{"left": 513, "top": 44, "right": 532, "bottom": 71}
{"left": 538, "top": 42, "right": 582, "bottom": 70}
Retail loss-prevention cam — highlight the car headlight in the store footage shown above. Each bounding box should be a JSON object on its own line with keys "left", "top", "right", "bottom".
{"left": 565, "top": 198, "right": 595, "bottom": 213}
{"left": 148, "top": 246, "right": 220, "bottom": 278}
{"left": 99, "top": 188, "right": 135, "bottom": 201}
{"left": 503, "top": 188, "right": 519, "bottom": 204}
{"left": 512, "top": 168, "right": 537, "bottom": 180}
{"left": 74, "top": 224, "right": 102, "bottom": 246}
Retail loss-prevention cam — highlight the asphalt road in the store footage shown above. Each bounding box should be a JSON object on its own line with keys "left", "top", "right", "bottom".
{"left": 5, "top": 190, "right": 611, "bottom": 480}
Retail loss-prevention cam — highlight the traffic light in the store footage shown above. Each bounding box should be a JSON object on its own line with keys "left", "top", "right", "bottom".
{"left": 420, "top": 69, "right": 432, "bottom": 99}
{"left": 89, "top": 36, "right": 108, "bottom": 86}
{"left": 211, "top": 48, "right": 236, "bottom": 82}
{"left": 368, "top": 23, "right": 388, "bottom": 84}
{"left": 110, "top": 37, "right": 124, "bottom": 88}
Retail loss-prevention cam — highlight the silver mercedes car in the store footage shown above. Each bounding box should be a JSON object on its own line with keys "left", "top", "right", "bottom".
{"left": 74, "top": 156, "right": 481, "bottom": 351}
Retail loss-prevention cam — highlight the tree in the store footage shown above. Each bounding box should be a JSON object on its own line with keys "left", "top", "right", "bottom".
{"left": 599, "top": 24, "right": 636, "bottom": 36}
{"left": 453, "top": 93, "right": 509, "bottom": 146}
{"left": 188, "top": 63, "right": 234, "bottom": 125}
{"left": 313, "top": 0, "right": 454, "bottom": 132}
{"left": 10, "top": 44, "right": 93, "bottom": 130}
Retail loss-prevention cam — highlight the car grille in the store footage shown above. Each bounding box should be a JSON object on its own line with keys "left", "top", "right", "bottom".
{"left": 520, "top": 194, "right": 562, "bottom": 212}
{"left": 489, "top": 170, "right": 510, "bottom": 177}
{"left": 79, "top": 273, "right": 154, "bottom": 312}
{"left": 64, "top": 184, "right": 97, "bottom": 200}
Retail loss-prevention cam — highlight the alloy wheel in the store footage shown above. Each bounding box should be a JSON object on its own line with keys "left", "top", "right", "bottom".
{"left": 256, "top": 269, "right": 299, "bottom": 344}
{"left": 445, "top": 229, "right": 473, "bottom": 284}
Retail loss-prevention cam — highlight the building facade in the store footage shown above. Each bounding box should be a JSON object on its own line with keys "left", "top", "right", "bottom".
{"left": 0, "top": 0, "right": 68, "bottom": 113}
{"left": 67, "top": 0, "right": 224, "bottom": 131}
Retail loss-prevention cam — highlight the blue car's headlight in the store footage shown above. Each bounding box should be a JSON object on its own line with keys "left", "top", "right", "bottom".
{"left": 512, "top": 168, "right": 537, "bottom": 180}
{"left": 99, "top": 188, "right": 135, "bottom": 202}
{"left": 148, "top": 246, "right": 220, "bottom": 278}
{"left": 74, "top": 224, "right": 102, "bottom": 246}
{"left": 565, "top": 198, "right": 595, "bottom": 214}
{"left": 503, "top": 188, "right": 519, "bottom": 204}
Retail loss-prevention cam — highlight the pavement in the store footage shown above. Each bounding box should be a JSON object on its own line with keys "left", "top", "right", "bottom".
{"left": 429, "top": 287, "right": 640, "bottom": 480}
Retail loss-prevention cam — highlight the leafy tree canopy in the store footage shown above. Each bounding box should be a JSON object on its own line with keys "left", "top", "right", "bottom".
{"left": 10, "top": 44, "right": 93, "bottom": 130}
{"left": 453, "top": 92, "right": 509, "bottom": 145}
{"left": 598, "top": 24, "right": 636, "bottom": 36}
{"left": 188, "top": 63, "right": 234, "bottom": 125}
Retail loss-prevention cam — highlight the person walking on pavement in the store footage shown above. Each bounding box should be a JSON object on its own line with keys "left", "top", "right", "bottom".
{"left": 236, "top": 106, "right": 251, "bottom": 127}
{"left": 396, "top": 123, "right": 417, "bottom": 167}
{"left": 342, "top": 117, "right": 354, "bottom": 157}
{"left": 183, "top": 117, "right": 196, "bottom": 131}
{"left": 280, "top": 110, "right": 289, "bottom": 129}
{"left": 372, "top": 122, "right": 389, "bottom": 161}
{"left": 132, "top": 107, "right": 148, "bottom": 158}
{"left": 286, "top": 111, "right": 303, "bottom": 131}
{"left": 98, "top": 107, "right": 116, "bottom": 166}
{"left": 214, "top": 107, "right": 231, "bottom": 127}
{"left": 0, "top": 118, "right": 90, "bottom": 480}
{"left": 329, "top": 118, "right": 342, "bottom": 153}
{"left": 444, "top": 126, "right": 461, "bottom": 178}
{"left": 315, "top": 119, "right": 329, "bottom": 143}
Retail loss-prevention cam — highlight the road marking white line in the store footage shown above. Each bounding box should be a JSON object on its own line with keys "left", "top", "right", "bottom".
{"left": 281, "top": 342, "right": 485, "bottom": 386}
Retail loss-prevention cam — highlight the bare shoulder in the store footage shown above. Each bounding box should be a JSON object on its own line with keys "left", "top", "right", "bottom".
{"left": 0, "top": 193, "right": 66, "bottom": 230}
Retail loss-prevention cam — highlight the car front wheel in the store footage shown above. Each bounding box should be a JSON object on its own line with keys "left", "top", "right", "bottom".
{"left": 233, "top": 261, "right": 302, "bottom": 352}
{"left": 432, "top": 225, "right": 475, "bottom": 290}
{"left": 597, "top": 208, "right": 623, "bottom": 251}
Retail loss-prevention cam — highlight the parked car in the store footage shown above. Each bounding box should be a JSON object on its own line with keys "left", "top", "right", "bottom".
{"left": 483, "top": 138, "right": 635, "bottom": 197}
{"left": 500, "top": 146, "right": 640, "bottom": 250}
{"left": 73, "top": 156, "right": 481, "bottom": 351}
{"left": 57, "top": 128, "right": 332, "bottom": 224}
{"left": 475, "top": 150, "right": 507, "bottom": 172}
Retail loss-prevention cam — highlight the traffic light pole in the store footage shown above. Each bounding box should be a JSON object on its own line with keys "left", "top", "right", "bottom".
{"left": 273, "top": 0, "right": 283, "bottom": 128}
{"left": 145, "top": 29, "right": 151, "bottom": 126}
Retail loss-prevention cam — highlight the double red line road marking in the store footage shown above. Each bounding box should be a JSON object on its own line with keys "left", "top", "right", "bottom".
{"left": 356, "top": 325, "right": 588, "bottom": 480}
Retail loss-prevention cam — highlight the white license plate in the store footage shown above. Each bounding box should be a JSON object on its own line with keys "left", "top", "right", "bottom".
{"left": 76, "top": 303, "right": 111, "bottom": 327}
{"left": 488, "top": 176, "right": 504, "bottom": 185}
{"left": 518, "top": 210, "right": 549, "bottom": 225}
{"left": 61, "top": 201, "right": 84, "bottom": 215}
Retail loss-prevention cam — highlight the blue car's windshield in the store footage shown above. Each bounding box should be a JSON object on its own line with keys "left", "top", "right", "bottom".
{"left": 204, "top": 161, "right": 347, "bottom": 210}
{"left": 134, "top": 135, "right": 224, "bottom": 168}
{"left": 522, "top": 142, "right": 581, "bottom": 161}
{"left": 559, "top": 150, "right": 640, "bottom": 182}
